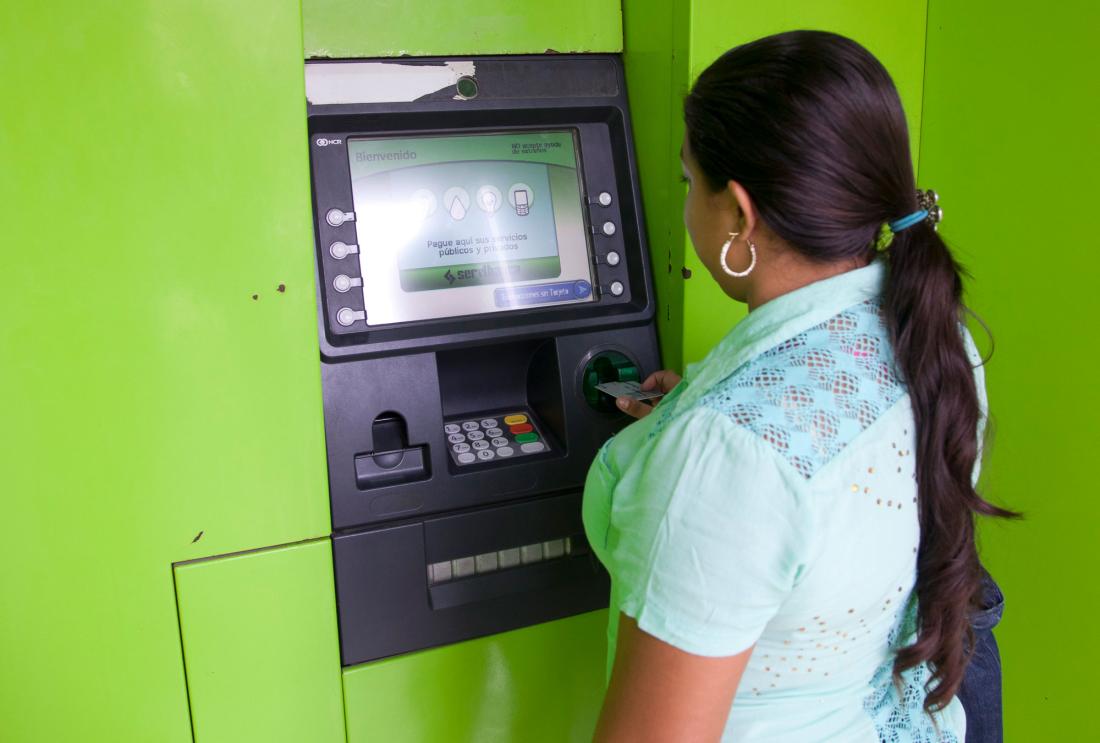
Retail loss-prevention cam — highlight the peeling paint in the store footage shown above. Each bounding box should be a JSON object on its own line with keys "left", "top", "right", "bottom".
{"left": 305, "top": 60, "right": 477, "bottom": 105}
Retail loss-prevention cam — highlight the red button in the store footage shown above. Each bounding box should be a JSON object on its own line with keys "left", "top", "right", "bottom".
{"left": 509, "top": 423, "right": 533, "bottom": 434}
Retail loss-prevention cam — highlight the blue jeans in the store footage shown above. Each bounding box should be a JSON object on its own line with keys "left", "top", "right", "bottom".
{"left": 957, "top": 572, "right": 1005, "bottom": 743}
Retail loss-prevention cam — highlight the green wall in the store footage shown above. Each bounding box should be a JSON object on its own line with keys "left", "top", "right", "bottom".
{"left": 622, "top": 0, "right": 691, "bottom": 369}
{"left": 303, "top": 0, "right": 623, "bottom": 58}
{"left": 0, "top": 3, "right": 630, "bottom": 741}
{"left": 919, "top": 1, "right": 1099, "bottom": 737}
{"left": 0, "top": 2, "right": 328, "bottom": 740}
{"left": 342, "top": 610, "right": 608, "bottom": 742}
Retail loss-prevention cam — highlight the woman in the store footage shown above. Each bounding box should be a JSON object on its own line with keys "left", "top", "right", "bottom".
{"left": 582, "top": 31, "right": 1012, "bottom": 741}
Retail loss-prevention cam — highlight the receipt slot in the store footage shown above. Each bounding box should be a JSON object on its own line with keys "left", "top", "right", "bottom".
{"left": 306, "top": 55, "right": 660, "bottom": 665}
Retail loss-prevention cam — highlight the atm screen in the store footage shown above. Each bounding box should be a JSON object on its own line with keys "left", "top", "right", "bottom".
{"left": 346, "top": 130, "right": 595, "bottom": 326}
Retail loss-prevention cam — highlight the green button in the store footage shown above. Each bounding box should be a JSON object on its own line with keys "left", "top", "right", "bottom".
{"left": 515, "top": 432, "right": 539, "bottom": 444}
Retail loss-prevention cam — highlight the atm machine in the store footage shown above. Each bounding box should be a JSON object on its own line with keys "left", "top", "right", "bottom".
{"left": 305, "top": 55, "right": 659, "bottom": 665}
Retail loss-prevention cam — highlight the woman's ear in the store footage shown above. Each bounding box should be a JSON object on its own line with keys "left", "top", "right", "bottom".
{"left": 728, "top": 180, "right": 757, "bottom": 239}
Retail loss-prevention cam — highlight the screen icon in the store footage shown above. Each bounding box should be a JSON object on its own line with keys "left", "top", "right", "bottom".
{"left": 443, "top": 186, "right": 471, "bottom": 221}
{"left": 410, "top": 188, "right": 437, "bottom": 219}
{"left": 508, "top": 183, "right": 534, "bottom": 217}
{"left": 476, "top": 185, "right": 503, "bottom": 213}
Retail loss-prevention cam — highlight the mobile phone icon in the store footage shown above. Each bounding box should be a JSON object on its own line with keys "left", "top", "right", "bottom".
{"left": 514, "top": 189, "right": 530, "bottom": 216}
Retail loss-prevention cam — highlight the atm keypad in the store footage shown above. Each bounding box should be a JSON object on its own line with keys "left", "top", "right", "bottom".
{"left": 444, "top": 411, "right": 549, "bottom": 466}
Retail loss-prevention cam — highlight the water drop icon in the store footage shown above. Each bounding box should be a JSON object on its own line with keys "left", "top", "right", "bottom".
{"left": 443, "top": 187, "right": 471, "bottom": 220}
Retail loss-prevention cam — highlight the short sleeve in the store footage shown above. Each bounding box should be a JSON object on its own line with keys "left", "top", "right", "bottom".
{"left": 604, "top": 406, "right": 809, "bottom": 657}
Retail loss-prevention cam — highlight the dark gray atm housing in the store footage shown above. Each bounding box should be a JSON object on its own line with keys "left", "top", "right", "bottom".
{"left": 306, "top": 55, "right": 660, "bottom": 666}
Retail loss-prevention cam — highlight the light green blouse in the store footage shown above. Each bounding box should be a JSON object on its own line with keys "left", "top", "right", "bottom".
{"left": 582, "top": 262, "right": 981, "bottom": 742}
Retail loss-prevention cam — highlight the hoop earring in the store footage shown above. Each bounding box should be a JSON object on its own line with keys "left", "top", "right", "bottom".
{"left": 719, "top": 232, "right": 756, "bottom": 277}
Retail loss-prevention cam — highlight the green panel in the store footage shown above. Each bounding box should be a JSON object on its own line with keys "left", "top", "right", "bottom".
{"left": 0, "top": 2, "right": 327, "bottom": 741}
{"left": 679, "top": 1, "right": 929, "bottom": 369}
{"left": 344, "top": 610, "right": 608, "bottom": 742}
{"left": 919, "top": 1, "right": 1100, "bottom": 737}
{"left": 622, "top": 0, "right": 691, "bottom": 369}
{"left": 176, "top": 540, "right": 345, "bottom": 743}
{"left": 303, "top": 0, "right": 623, "bottom": 58}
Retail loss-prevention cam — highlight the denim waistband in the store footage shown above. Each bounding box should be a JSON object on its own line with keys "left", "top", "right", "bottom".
{"left": 971, "top": 572, "right": 1005, "bottom": 632}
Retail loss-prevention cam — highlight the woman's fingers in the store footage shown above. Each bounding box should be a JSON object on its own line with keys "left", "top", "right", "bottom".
{"left": 616, "top": 396, "right": 655, "bottom": 419}
{"left": 641, "top": 370, "right": 683, "bottom": 393}
{"left": 617, "top": 370, "right": 681, "bottom": 418}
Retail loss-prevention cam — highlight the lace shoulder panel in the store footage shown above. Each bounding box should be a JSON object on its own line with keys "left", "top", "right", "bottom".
{"left": 697, "top": 298, "right": 906, "bottom": 479}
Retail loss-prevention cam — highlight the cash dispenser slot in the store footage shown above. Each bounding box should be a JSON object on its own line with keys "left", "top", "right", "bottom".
{"left": 333, "top": 491, "right": 608, "bottom": 666}
{"left": 426, "top": 540, "right": 591, "bottom": 611}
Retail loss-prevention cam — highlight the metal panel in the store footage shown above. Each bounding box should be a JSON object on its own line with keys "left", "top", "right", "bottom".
{"left": 622, "top": 0, "right": 692, "bottom": 369}
{"left": 175, "top": 541, "right": 345, "bottom": 743}
{"left": 303, "top": 0, "right": 623, "bottom": 58}
{"left": 0, "top": 2, "right": 327, "bottom": 740}
{"left": 343, "top": 609, "right": 608, "bottom": 742}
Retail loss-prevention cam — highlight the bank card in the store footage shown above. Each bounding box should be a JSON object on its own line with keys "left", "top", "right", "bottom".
{"left": 595, "top": 380, "right": 665, "bottom": 401}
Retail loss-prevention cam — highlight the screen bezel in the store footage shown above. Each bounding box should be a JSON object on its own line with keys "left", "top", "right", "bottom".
{"left": 344, "top": 128, "right": 597, "bottom": 327}
{"left": 308, "top": 106, "right": 653, "bottom": 360}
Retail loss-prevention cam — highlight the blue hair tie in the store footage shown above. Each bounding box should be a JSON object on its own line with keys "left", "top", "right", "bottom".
{"left": 889, "top": 209, "right": 929, "bottom": 233}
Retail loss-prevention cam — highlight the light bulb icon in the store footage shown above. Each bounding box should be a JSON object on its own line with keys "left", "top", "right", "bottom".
{"left": 476, "top": 185, "right": 503, "bottom": 213}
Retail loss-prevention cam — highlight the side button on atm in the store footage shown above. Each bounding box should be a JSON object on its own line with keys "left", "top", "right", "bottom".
{"left": 336, "top": 308, "right": 366, "bottom": 327}
{"left": 333, "top": 274, "right": 363, "bottom": 293}
{"left": 326, "top": 208, "right": 356, "bottom": 227}
{"left": 329, "top": 241, "right": 359, "bottom": 260}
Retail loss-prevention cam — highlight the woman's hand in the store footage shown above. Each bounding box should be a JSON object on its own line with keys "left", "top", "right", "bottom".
{"left": 616, "top": 370, "right": 682, "bottom": 419}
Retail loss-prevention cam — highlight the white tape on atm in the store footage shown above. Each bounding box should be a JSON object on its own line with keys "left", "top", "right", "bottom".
{"left": 305, "top": 60, "right": 477, "bottom": 105}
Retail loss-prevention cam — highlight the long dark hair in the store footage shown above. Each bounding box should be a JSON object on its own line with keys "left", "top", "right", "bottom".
{"left": 683, "top": 30, "right": 1016, "bottom": 711}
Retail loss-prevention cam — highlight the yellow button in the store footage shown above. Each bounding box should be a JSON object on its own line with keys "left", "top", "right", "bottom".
{"left": 504, "top": 414, "right": 528, "bottom": 425}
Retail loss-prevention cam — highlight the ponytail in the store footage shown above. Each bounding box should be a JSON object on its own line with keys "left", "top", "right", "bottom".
{"left": 883, "top": 223, "right": 1017, "bottom": 711}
